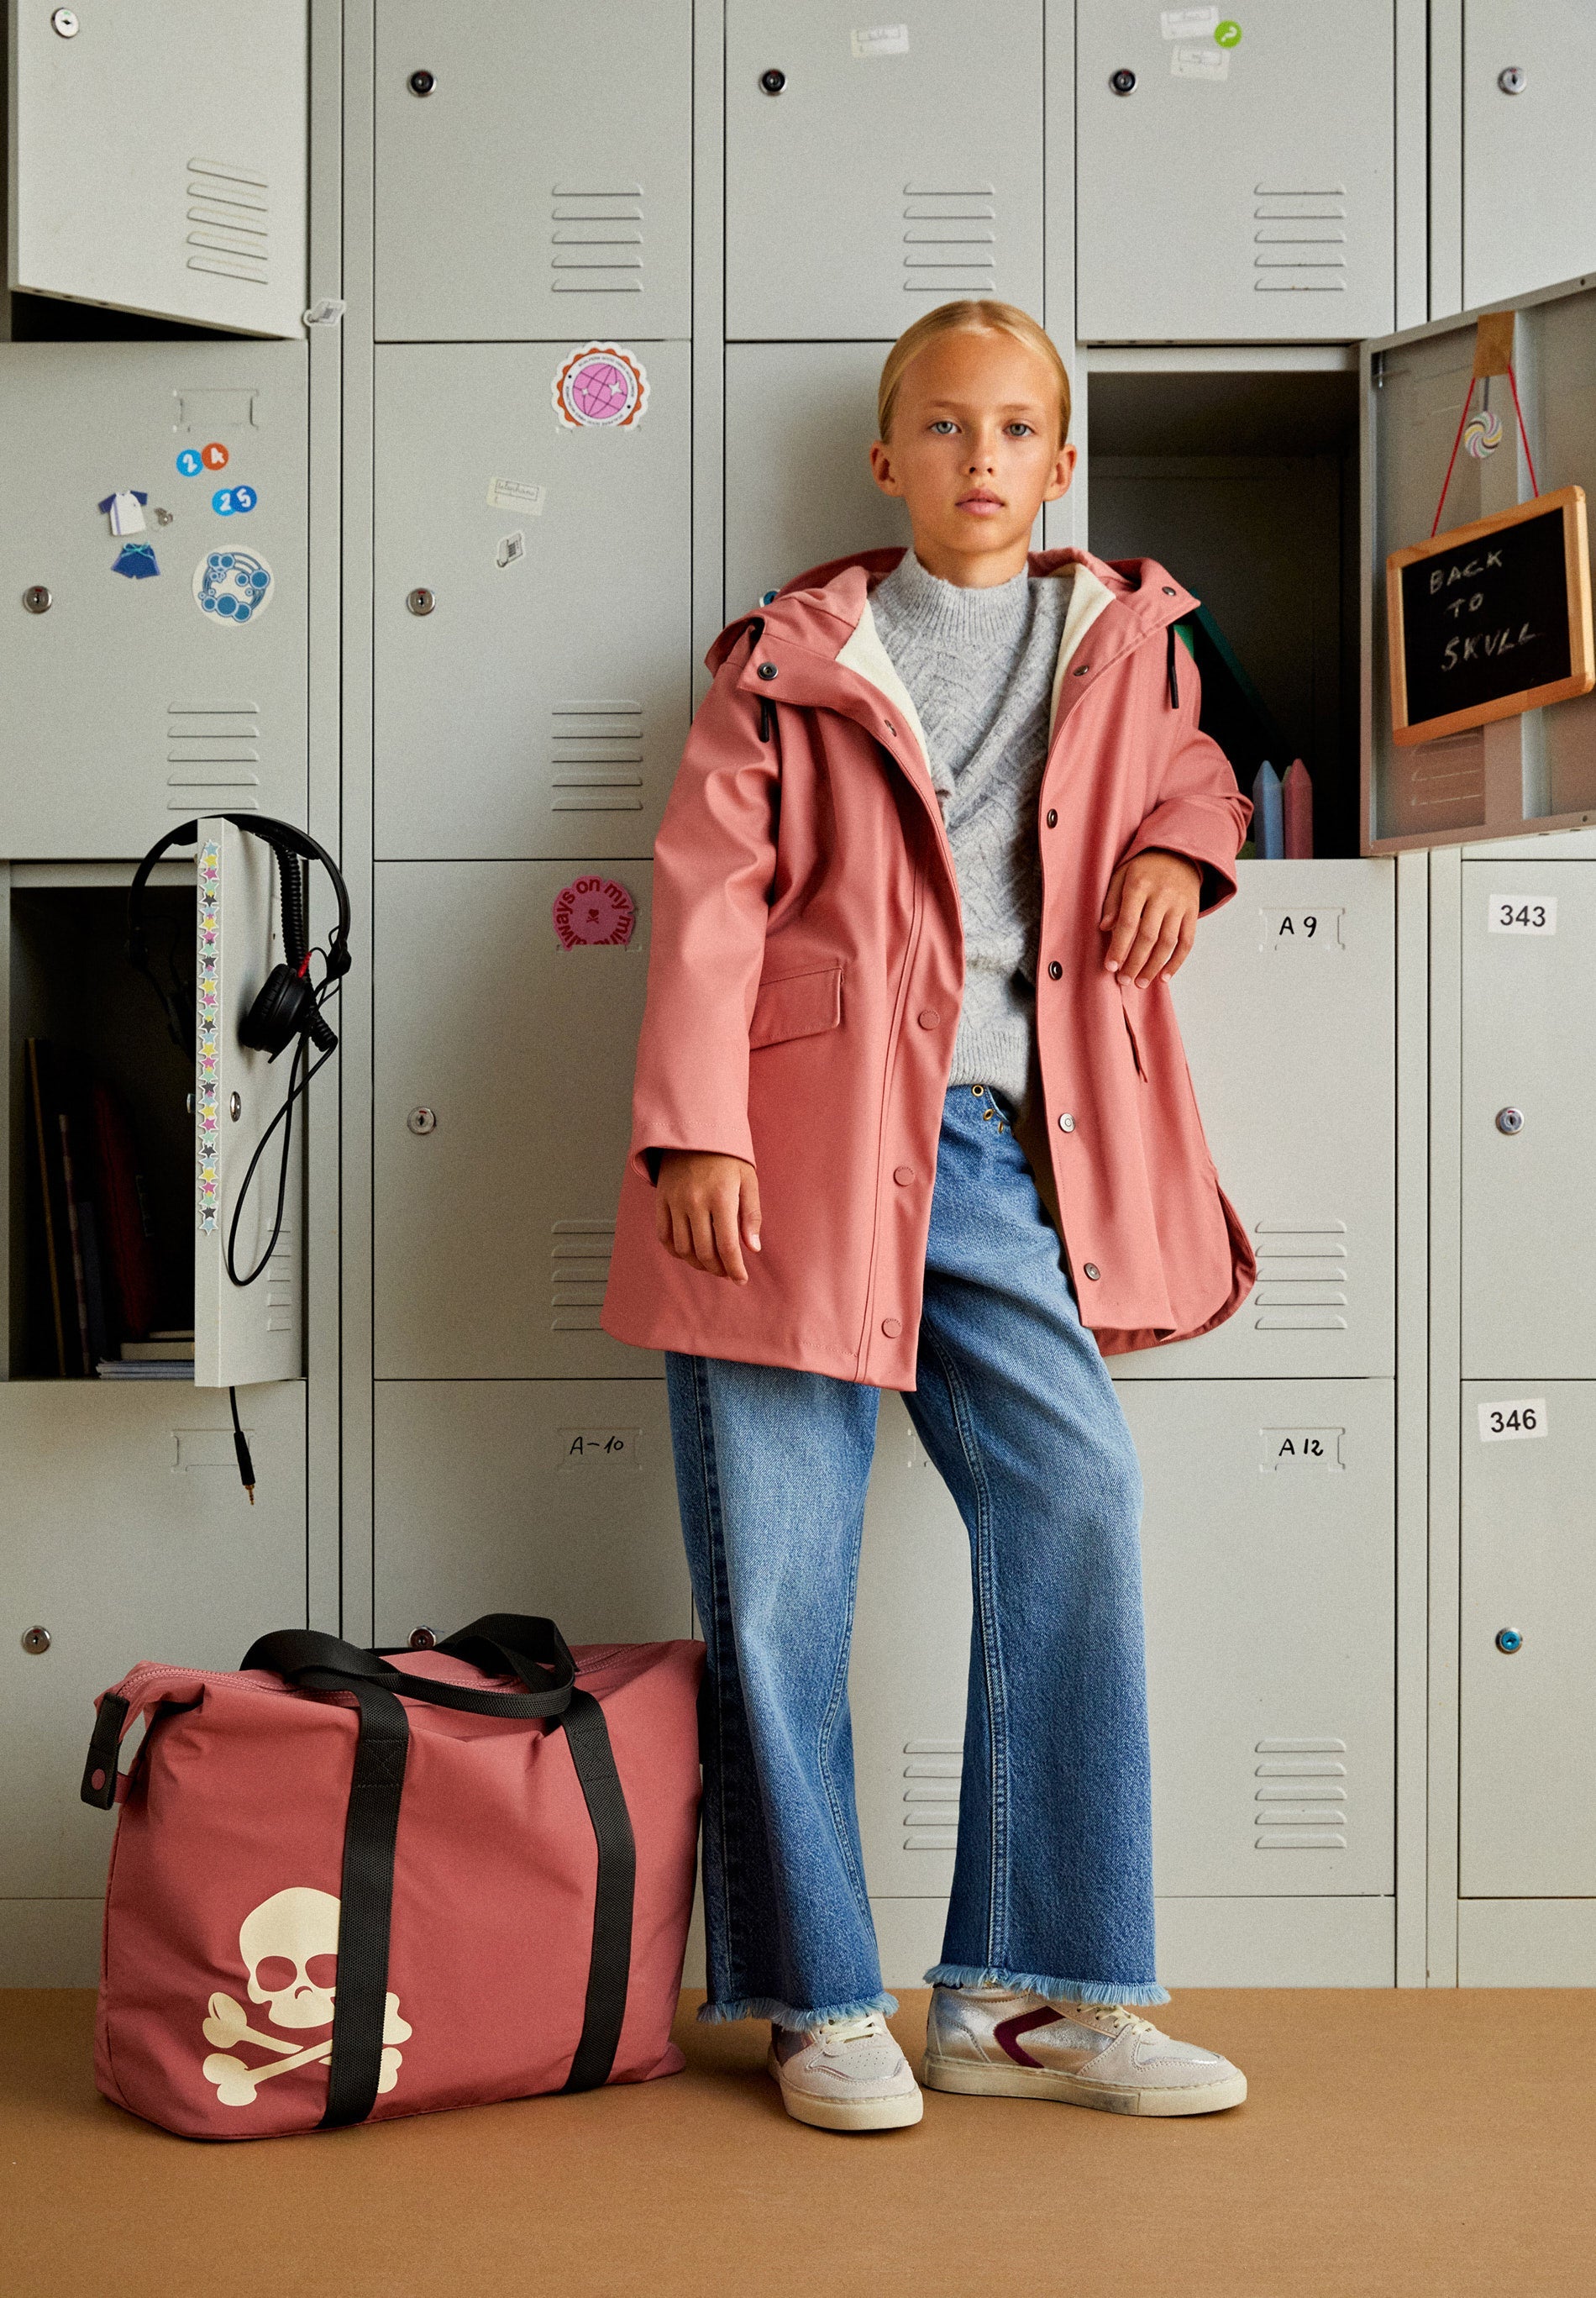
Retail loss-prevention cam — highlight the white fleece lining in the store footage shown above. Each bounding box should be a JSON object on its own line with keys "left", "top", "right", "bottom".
{"left": 835, "top": 598, "right": 934, "bottom": 774}
{"left": 1046, "top": 564, "right": 1119, "bottom": 741}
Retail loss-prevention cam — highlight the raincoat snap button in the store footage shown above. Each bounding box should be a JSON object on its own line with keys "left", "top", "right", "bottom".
{"left": 1163, "top": 586, "right": 1177, "bottom": 595}
{"left": 881, "top": 1317, "right": 902, "bottom": 1338}
{"left": 1083, "top": 1262, "right": 1100, "bottom": 1280}
{"left": 1046, "top": 808, "right": 1057, "bottom": 827}
{"left": 757, "top": 661, "right": 778, "bottom": 680}
{"left": 893, "top": 1165, "right": 915, "bottom": 1185}
{"left": 1058, "top": 1113, "right": 1075, "bottom": 1133}
{"left": 1073, "top": 664, "right": 1090, "bottom": 676}
{"left": 917, "top": 1008, "right": 940, "bottom": 1028}
{"left": 1047, "top": 960, "right": 1062, "bottom": 980}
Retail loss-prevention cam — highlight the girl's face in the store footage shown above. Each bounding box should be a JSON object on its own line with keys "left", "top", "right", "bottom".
{"left": 869, "top": 329, "right": 1076, "bottom": 585}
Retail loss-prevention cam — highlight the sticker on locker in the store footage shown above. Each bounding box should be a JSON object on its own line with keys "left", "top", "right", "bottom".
{"left": 551, "top": 344, "right": 649, "bottom": 431}
{"left": 1260, "top": 907, "right": 1346, "bottom": 951}
{"left": 1260, "top": 1428, "right": 1346, "bottom": 1472}
{"left": 1488, "top": 897, "right": 1557, "bottom": 934}
{"left": 1478, "top": 1399, "right": 1546, "bottom": 1443}
{"left": 1160, "top": 5, "right": 1217, "bottom": 35}
{"left": 486, "top": 477, "right": 546, "bottom": 516}
{"left": 851, "top": 23, "right": 909, "bottom": 56}
{"left": 1170, "top": 41, "right": 1228, "bottom": 79}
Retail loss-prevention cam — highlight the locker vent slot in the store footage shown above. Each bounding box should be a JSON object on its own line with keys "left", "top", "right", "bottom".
{"left": 262, "top": 1229, "right": 295, "bottom": 1333}
{"left": 901, "top": 183, "right": 996, "bottom": 294}
{"left": 550, "top": 1218, "right": 615, "bottom": 1329}
{"left": 186, "top": 160, "right": 270, "bottom": 287}
{"left": 1255, "top": 1737, "right": 1347, "bottom": 1849}
{"left": 167, "top": 702, "right": 262, "bottom": 810}
{"left": 550, "top": 185, "right": 644, "bottom": 294}
{"left": 1406, "top": 730, "right": 1486, "bottom": 812}
{"left": 1252, "top": 184, "right": 1347, "bottom": 295}
{"left": 550, "top": 702, "right": 644, "bottom": 813}
{"left": 1251, "top": 1222, "right": 1348, "bottom": 1330}
{"left": 902, "top": 1738, "right": 961, "bottom": 1850}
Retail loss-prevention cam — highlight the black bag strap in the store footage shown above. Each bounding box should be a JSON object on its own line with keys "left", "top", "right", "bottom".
{"left": 235, "top": 1615, "right": 636, "bottom": 2123}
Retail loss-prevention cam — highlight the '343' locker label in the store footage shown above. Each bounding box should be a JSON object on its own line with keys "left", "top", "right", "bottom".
{"left": 1488, "top": 897, "right": 1557, "bottom": 934}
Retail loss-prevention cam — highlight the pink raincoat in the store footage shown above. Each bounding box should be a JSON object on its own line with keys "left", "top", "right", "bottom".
{"left": 601, "top": 545, "right": 1256, "bottom": 1388}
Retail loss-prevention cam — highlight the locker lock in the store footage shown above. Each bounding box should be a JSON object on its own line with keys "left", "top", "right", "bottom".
{"left": 1110, "top": 66, "right": 1137, "bottom": 95}
{"left": 1497, "top": 67, "right": 1526, "bottom": 95}
{"left": 21, "top": 1627, "right": 51, "bottom": 1656}
{"left": 409, "top": 1628, "right": 438, "bottom": 1649}
{"left": 229, "top": 1092, "right": 242, "bottom": 1123}
{"left": 407, "top": 1107, "right": 438, "bottom": 1135}
{"left": 407, "top": 587, "right": 435, "bottom": 615}
{"left": 407, "top": 69, "right": 436, "bottom": 96}
{"left": 759, "top": 68, "right": 786, "bottom": 95}
{"left": 1495, "top": 1628, "right": 1524, "bottom": 1654}
{"left": 1495, "top": 1106, "right": 1525, "bottom": 1136}
{"left": 50, "top": 9, "right": 78, "bottom": 34}
{"left": 22, "top": 586, "right": 51, "bottom": 614}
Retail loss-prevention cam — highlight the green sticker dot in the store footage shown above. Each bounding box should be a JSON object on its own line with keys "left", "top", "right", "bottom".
{"left": 1215, "top": 18, "right": 1242, "bottom": 44}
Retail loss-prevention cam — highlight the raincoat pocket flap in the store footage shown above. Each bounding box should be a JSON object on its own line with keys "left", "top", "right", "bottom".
{"left": 749, "top": 962, "right": 843, "bottom": 1050}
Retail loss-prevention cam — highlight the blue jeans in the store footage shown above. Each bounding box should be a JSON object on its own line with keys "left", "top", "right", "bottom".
{"left": 665, "top": 1081, "right": 1167, "bottom": 2028}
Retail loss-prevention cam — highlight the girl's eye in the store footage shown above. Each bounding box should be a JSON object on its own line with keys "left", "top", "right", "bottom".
{"left": 930, "top": 420, "right": 958, "bottom": 434}
{"left": 1006, "top": 422, "right": 1035, "bottom": 437}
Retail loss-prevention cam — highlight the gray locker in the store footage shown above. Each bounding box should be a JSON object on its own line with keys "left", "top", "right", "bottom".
{"left": 1124, "top": 1377, "right": 1395, "bottom": 1897}
{"left": 9, "top": 0, "right": 307, "bottom": 338}
{"left": 848, "top": 1393, "right": 972, "bottom": 1903}
{"left": 1366, "top": 276, "right": 1596, "bottom": 850}
{"left": 1461, "top": 860, "right": 1596, "bottom": 1379}
{"left": 1117, "top": 860, "right": 1396, "bottom": 1380}
{"left": 372, "top": 860, "right": 654, "bottom": 1379}
{"left": 724, "top": 342, "right": 927, "bottom": 617}
{"left": 1462, "top": 3, "right": 1596, "bottom": 311}
{"left": 0, "top": 344, "right": 309, "bottom": 857}
{"left": 1460, "top": 1381, "right": 1596, "bottom": 1898}
{"left": 1, "top": 1380, "right": 306, "bottom": 1899}
{"left": 373, "top": 1, "right": 691, "bottom": 342}
{"left": 1077, "top": 1, "right": 1395, "bottom": 343}
{"left": 374, "top": 344, "right": 691, "bottom": 860}
{"left": 372, "top": 1380, "right": 691, "bottom": 1647}
{"left": 725, "top": 1, "right": 1042, "bottom": 340}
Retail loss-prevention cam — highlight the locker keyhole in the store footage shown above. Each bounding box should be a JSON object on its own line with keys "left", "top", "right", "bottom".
{"left": 408, "top": 69, "right": 436, "bottom": 97}
{"left": 759, "top": 68, "right": 786, "bottom": 96}
{"left": 1110, "top": 67, "right": 1137, "bottom": 95}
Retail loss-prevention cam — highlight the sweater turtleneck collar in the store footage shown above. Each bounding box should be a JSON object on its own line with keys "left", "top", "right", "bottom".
{"left": 871, "top": 549, "right": 1033, "bottom": 648}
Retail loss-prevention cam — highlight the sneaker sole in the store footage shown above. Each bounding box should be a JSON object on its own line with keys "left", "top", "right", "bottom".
{"left": 920, "top": 2053, "right": 1246, "bottom": 2117}
{"left": 768, "top": 2051, "right": 925, "bottom": 2132}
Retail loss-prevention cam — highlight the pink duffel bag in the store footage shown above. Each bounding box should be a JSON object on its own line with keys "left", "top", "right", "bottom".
{"left": 81, "top": 1614, "right": 705, "bottom": 2139}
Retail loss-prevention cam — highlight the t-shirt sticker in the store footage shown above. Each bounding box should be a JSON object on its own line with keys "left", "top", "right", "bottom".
{"left": 98, "top": 489, "right": 149, "bottom": 535}
{"left": 112, "top": 541, "right": 160, "bottom": 579}
{"left": 551, "top": 344, "right": 649, "bottom": 431}
{"left": 552, "top": 876, "right": 637, "bottom": 949}
{"left": 851, "top": 24, "right": 909, "bottom": 57}
{"left": 194, "top": 549, "right": 274, "bottom": 625}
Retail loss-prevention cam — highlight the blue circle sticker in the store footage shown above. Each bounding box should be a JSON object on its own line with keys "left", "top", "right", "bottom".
{"left": 176, "top": 449, "right": 202, "bottom": 477}
{"left": 193, "top": 549, "right": 274, "bottom": 626}
{"left": 212, "top": 484, "right": 258, "bottom": 516}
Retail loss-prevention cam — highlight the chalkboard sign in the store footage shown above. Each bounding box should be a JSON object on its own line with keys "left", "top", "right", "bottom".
{"left": 1386, "top": 485, "right": 1593, "bottom": 747}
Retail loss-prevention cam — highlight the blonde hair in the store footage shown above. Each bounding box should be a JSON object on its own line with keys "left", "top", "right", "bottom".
{"left": 877, "top": 300, "right": 1072, "bottom": 448}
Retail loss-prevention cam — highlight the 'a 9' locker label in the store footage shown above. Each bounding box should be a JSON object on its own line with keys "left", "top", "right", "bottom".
{"left": 1488, "top": 897, "right": 1557, "bottom": 934}
{"left": 1260, "top": 907, "right": 1345, "bottom": 952}
{"left": 1478, "top": 1399, "right": 1546, "bottom": 1443}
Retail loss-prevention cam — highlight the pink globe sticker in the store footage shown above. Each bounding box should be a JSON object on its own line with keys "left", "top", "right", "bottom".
{"left": 552, "top": 343, "right": 650, "bottom": 430}
{"left": 553, "top": 875, "right": 636, "bottom": 949}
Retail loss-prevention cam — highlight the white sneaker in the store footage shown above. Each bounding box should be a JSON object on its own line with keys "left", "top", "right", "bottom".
{"left": 921, "top": 1985, "right": 1247, "bottom": 2117}
{"left": 768, "top": 2011, "right": 925, "bottom": 2132}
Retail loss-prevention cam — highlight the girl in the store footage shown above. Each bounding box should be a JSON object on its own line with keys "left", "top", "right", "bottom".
{"left": 602, "top": 301, "right": 1255, "bottom": 2133}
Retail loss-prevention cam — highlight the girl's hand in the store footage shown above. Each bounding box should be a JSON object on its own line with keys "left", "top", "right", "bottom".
{"left": 655, "top": 1151, "right": 763, "bottom": 1282}
{"left": 1099, "top": 849, "right": 1204, "bottom": 986}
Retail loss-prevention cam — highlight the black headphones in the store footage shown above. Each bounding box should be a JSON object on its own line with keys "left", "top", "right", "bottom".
{"left": 128, "top": 812, "right": 352, "bottom": 1061}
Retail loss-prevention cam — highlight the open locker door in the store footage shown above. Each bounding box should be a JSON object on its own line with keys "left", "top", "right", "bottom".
{"left": 1363, "top": 270, "right": 1596, "bottom": 853}
{"left": 194, "top": 818, "right": 302, "bottom": 1387}
{"left": 8, "top": 0, "right": 307, "bottom": 337}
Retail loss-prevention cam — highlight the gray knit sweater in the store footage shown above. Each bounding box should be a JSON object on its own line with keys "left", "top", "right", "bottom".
{"left": 869, "top": 551, "right": 1073, "bottom": 1104}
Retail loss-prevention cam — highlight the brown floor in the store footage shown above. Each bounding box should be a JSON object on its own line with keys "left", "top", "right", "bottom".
{"left": 4, "top": 1987, "right": 1593, "bottom": 2298}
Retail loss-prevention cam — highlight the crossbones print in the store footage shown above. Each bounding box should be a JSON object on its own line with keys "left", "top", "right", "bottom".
{"left": 200, "top": 1885, "right": 412, "bottom": 2108}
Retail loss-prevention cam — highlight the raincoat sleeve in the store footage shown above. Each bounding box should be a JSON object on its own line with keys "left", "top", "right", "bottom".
{"left": 1119, "top": 650, "right": 1252, "bottom": 915}
{"left": 625, "top": 657, "right": 779, "bottom": 1182}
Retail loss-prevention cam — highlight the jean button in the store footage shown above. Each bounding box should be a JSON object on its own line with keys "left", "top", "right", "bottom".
{"left": 893, "top": 1165, "right": 915, "bottom": 1185}
{"left": 880, "top": 1317, "right": 902, "bottom": 1338}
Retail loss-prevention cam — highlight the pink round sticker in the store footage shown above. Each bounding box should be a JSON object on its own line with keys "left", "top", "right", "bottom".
{"left": 552, "top": 876, "right": 636, "bottom": 949}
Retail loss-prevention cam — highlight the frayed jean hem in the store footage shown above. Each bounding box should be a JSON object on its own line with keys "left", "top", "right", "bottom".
{"left": 926, "top": 1963, "right": 1171, "bottom": 2008}
{"left": 696, "top": 1989, "right": 900, "bottom": 2030}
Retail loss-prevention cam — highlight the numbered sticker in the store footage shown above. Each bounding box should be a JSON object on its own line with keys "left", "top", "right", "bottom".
{"left": 1488, "top": 897, "right": 1557, "bottom": 935}
{"left": 1261, "top": 907, "right": 1345, "bottom": 952}
{"left": 212, "top": 484, "right": 258, "bottom": 517}
{"left": 176, "top": 448, "right": 203, "bottom": 477}
{"left": 1478, "top": 1399, "right": 1546, "bottom": 1443}
{"left": 557, "top": 1428, "right": 641, "bottom": 1470}
{"left": 202, "top": 441, "right": 229, "bottom": 471}
{"left": 1260, "top": 1428, "right": 1345, "bottom": 1473}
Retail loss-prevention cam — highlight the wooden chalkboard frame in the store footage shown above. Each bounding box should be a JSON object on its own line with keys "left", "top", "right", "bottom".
{"left": 1385, "top": 484, "right": 1594, "bottom": 747}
